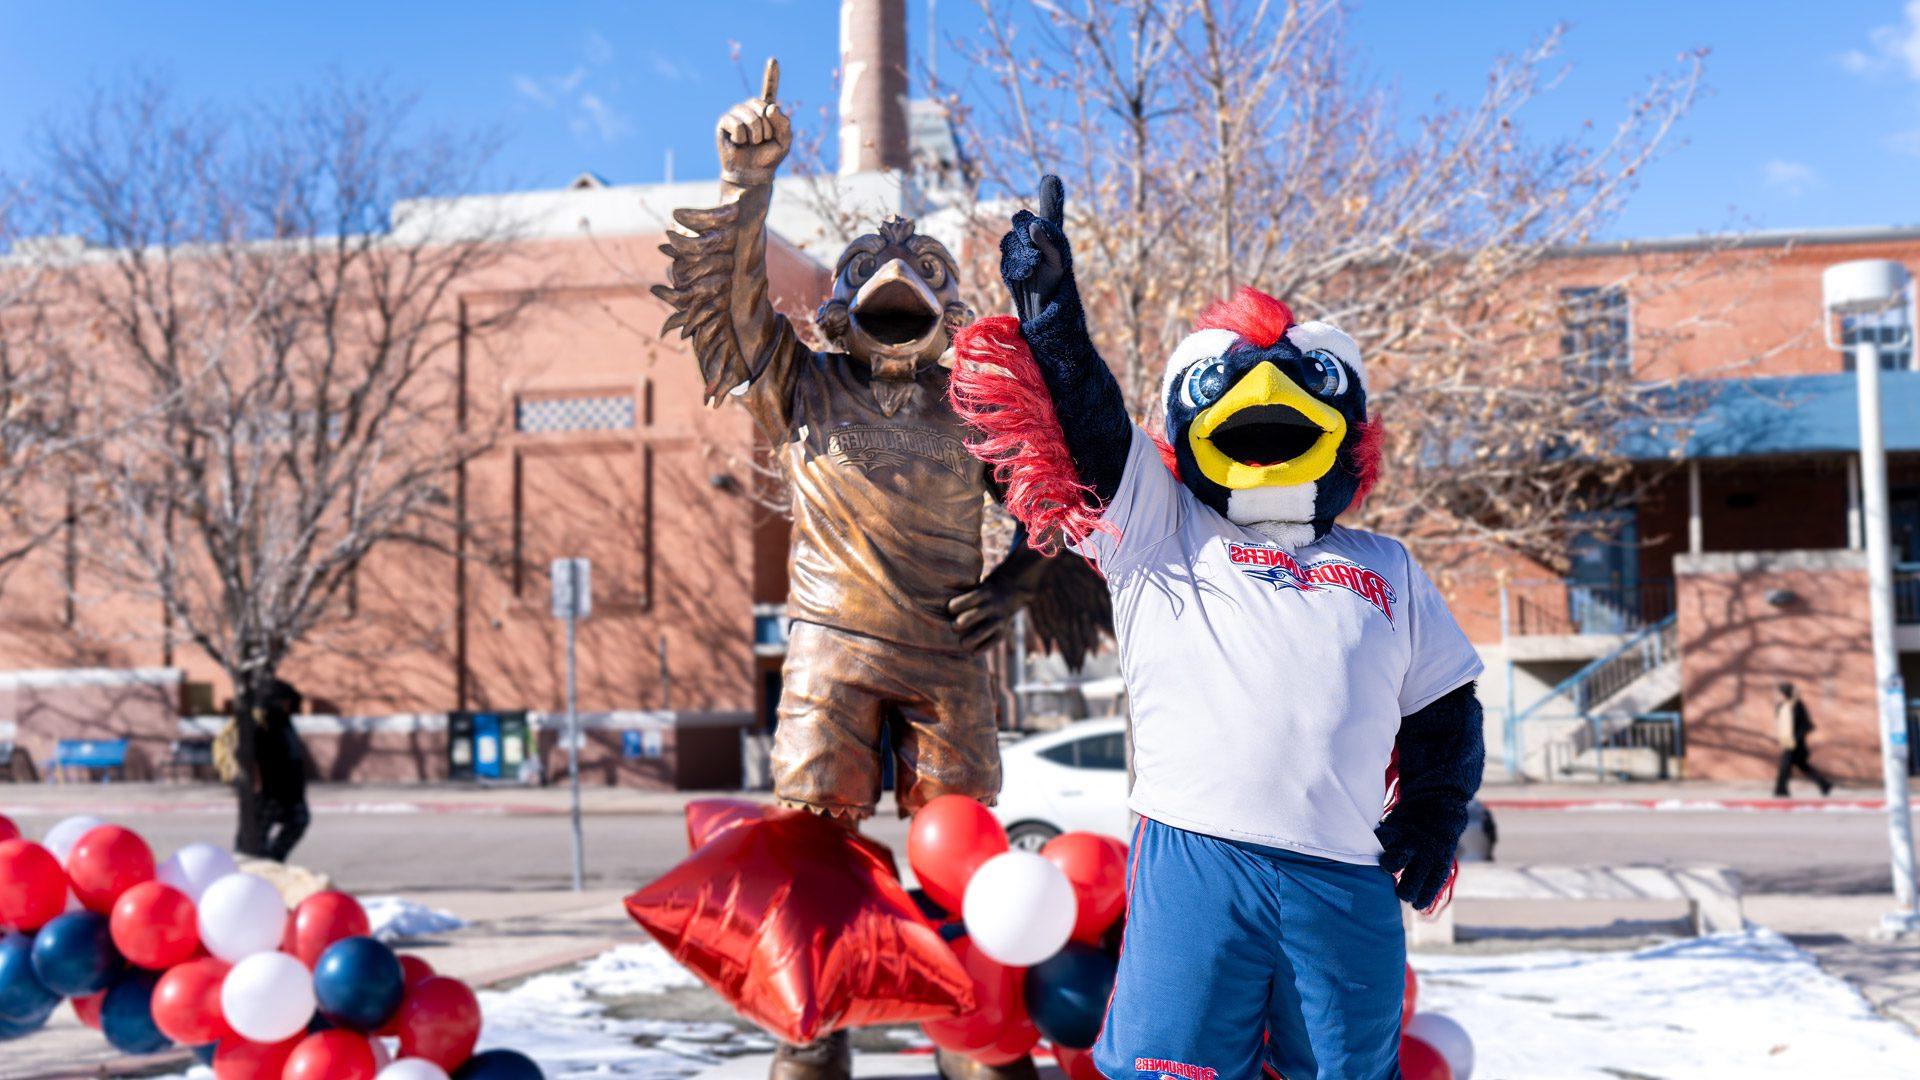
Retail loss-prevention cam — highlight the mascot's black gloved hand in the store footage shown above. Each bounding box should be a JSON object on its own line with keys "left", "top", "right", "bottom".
{"left": 1376, "top": 681, "right": 1486, "bottom": 911}
{"left": 996, "top": 174, "right": 1130, "bottom": 504}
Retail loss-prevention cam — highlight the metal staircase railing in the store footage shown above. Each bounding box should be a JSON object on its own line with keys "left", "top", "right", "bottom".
{"left": 1505, "top": 612, "right": 1680, "bottom": 779}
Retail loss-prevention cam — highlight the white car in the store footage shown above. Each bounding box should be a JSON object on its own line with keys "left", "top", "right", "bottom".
{"left": 993, "top": 718, "right": 1133, "bottom": 849}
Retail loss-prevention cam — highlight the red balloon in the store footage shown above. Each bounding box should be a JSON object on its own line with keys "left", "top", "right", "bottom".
{"left": 628, "top": 803, "right": 974, "bottom": 1044}
{"left": 1054, "top": 1045, "right": 1107, "bottom": 1080}
{"left": 398, "top": 954, "right": 436, "bottom": 987}
{"left": 214, "top": 1036, "right": 302, "bottom": 1080}
{"left": 111, "top": 881, "right": 202, "bottom": 969}
{"left": 907, "top": 795, "right": 1009, "bottom": 914}
{"left": 1040, "top": 833, "right": 1129, "bottom": 945}
{"left": 378, "top": 955, "right": 439, "bottom": 1036}
{"left": 151, "top": 957, "right": 233, "bottom": 1046}
{"left": 393, "top": 976, "right": 482, "bottom": 1072}
{"left": 72, "top": 990, "right": 106, "bottom": 1030}
{"left": 685, "top": 797, "right": 769, "bottom": 850}
{"left": 921, "top": 937, "right": 1040, "bottom": 1066}
{"left": 0, "top": 839, "right": 67, "bottom": 931}
{"left": 288, "top": 890, "right": 372, "bottom": 967}
{"left": 66, "top": 825, "right": 155, "bottom": 914}
{"left": 285, "top": 1030, "right": 379, "bottom": 1080}
{"left": 1402, "top": 964, "right": 1418, "bottom": 1031}
{"left": 0, "top": 814, "right": 17, "bottom": 843}
{"left": 1400, "top": 1033, "right": 1454, "bottom": 1080}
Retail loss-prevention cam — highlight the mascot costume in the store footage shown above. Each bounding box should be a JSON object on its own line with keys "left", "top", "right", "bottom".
{"left": 950, "top": 177, "right": 1487, "bottom": 1080}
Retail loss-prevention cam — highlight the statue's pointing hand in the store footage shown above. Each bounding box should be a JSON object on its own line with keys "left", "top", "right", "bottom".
{"left": 1000, "top": 173, "right": 1073, "bottom": 324}
{"left": 717, "top": 59, "right": 792, "bottom": 184}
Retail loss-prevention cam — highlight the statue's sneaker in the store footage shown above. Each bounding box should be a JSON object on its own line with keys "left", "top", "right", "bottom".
{"left": 934, "top": 1049, "right": 1040, "bottom": 1080}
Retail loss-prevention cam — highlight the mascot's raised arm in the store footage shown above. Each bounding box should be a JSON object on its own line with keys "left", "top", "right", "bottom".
{"left": 950, "top": 175, "right": 1487, "bottom": 1080}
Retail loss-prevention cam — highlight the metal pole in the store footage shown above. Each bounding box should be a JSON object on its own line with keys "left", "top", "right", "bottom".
{"left": 566, "top": 606, "right": 585, "bottom": 893}
{"left": 1857, "top": 339, "right": 1919, "bottom": 930}
{"left": 1500, "top": 573, "right": 1519, "bottom": 777}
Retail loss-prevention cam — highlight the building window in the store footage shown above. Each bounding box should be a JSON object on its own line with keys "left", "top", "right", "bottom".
{"left": 1841, "top": 305, "right": 1913, "bottom": 372}
{"left": 1559, "top": 286, "right": 1631, "bottom": 379}
{"left": 515, "top": 393, "right": 636, "bottom": 435}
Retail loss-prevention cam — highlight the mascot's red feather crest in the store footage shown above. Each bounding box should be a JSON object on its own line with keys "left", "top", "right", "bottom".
{"left": 949, "top": 315, "right": 1119, "bottom": 556}
{"left": 1194, "top": 287, "right": 1295, "bottom": 348}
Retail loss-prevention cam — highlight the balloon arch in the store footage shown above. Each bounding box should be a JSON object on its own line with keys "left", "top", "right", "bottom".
{"left": 0, "top": 813, "right": 541, "bottom": 1079}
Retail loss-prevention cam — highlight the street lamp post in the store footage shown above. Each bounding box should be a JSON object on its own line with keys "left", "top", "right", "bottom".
{"left": 1823, "top": 259, "right": 1919, "bottom": 935}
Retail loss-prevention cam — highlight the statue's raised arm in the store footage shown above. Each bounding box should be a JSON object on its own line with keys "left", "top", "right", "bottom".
{"left": 652, "top": 59, "right": 798, "bottom": 428}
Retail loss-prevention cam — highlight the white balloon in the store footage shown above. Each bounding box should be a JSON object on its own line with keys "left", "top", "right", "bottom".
{"left": 961, "top": 850, "right": 1077, "bottom": 966}
{"left": 197, "top": 873, "right": 287, "bottom": 962}
{"left": 1406, "top": 1012, "right": 1474, "bottom": 1080}
{"left": 221, "top": 951, "right": 315, "bottom": 1043}
{"left": 377, "top": 1060, "right": 452, "bottom": 1080}
{"left": 157, "top": 844, "right": 240, "bottom": 904}
{"left": 42, "top": 815, "right": 104, "bottom": 864}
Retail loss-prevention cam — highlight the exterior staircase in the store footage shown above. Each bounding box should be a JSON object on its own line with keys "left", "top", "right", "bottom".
{"left": 1510, "top": 614, "right": 1682, "bottom": 780}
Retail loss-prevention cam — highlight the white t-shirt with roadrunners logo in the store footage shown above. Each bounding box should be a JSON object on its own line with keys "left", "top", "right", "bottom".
{"left": 1071, "top": 426, "right": 1483, "bottom": 864}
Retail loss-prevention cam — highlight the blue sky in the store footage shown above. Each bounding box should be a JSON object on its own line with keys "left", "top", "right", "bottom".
{"left": 1, "top": 1, "right": 1915, "bottom": 239}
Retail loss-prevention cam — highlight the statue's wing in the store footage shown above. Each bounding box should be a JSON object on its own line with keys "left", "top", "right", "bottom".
{"left": 1024, "top": 551, "right": 1113, "bottom": 673}
{"left": 651, "top": 202, "right": 765, "bottom": 406}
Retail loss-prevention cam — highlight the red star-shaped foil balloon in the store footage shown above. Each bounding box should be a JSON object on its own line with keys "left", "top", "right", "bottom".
{"left": 627, "top": 802, "right": 976, "bottom": 1044}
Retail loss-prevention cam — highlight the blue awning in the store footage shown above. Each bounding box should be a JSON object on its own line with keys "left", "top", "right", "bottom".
{"left": 1619, "top": 371, "right": 1920, "bottom": 461}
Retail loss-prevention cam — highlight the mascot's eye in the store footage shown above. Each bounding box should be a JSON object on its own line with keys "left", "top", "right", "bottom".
{"left": 1304, "top": 350, "right": 1349, "bottom": 398}
{"left": 1181, "top": 359, "right": 1231, "bottom": 409}
{"left": 917, "top": 253, "right": 947, "bottom": 288}
{"left": 848, "top": 254, "right": 877, "bottom": 286}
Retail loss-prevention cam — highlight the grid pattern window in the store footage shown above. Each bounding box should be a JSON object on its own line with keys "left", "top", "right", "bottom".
{"left": 1841, "top": 306, "right": 1914, "bottom": 372}
{"left": 515, "top": 394, "right": 637, "bottom": 435}
{"left": 1560, "top": 286, "right": 1632, "bottom": 379}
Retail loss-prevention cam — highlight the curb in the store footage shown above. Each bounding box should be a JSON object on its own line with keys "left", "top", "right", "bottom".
{"left": 1481, "top": 796, "right": 1920, "bottom": 812}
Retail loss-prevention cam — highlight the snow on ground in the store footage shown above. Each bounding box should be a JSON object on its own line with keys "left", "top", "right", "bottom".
{"left": 362, "top": 896, "right": 467, "bottom": 941}
{"left": 476, "top": 942, "right": 772, "bottom": 1078}
{"left": 1413, "top": 927, "right": 1920, "bottom": 1079}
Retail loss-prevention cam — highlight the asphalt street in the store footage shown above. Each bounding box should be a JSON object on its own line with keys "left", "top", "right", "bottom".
{"left": 3, "top": 799, "right": 1900, "bottom": 897}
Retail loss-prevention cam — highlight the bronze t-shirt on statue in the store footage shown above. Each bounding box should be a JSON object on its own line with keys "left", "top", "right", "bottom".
{"left": 746, "top": 328, "right": 987, "bottom": 655}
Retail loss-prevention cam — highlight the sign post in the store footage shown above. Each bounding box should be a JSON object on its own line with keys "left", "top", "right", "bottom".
{"left": 551, "top": 557, "right": 592, "bottom": 892}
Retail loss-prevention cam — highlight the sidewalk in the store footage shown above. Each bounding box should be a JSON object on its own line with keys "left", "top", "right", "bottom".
{"left": 1478, "top": 778, "right": 1913, "bottom": 811}
{"left": 0, "top": 887, "right": 636, "bottom": 1079}
{"left": 0, "top": 781, "right": 755, "bottom": 818}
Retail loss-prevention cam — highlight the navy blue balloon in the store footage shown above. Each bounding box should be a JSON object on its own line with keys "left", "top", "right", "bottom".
{"left": 313, "top": 935, "right": 405, "bottom": 1032}
{"left": 100, "top": 970, "right": 173, "bottom": 1055}
{"left": 192, "top": 1043, "right": 218, "bottom": 1065}
{"left": 31, "top": 911, "right": 123, "bottom": 996}
{"left": 1023, "top": 943, "right": 1117, "bottom": 1050}
{"left": 0, "top": 999, "right": 55, "bottom": 1041}
{"left": 0, "top": 932, "right": 58, "bottom": 1024}
{"left": 453, "top": 1049, "right": 545, "bottom": 1080}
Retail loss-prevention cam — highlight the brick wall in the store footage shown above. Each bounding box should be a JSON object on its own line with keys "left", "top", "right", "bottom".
{"left": 1675, "top": 550, "right": 1880, "bottom": 782}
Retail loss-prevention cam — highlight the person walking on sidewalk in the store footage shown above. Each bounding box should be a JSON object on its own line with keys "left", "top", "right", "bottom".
{"left": 1773, "top": 682, "right": 1834, "bottom": 798}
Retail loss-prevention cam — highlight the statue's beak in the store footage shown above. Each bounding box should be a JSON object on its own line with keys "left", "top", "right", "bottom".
{"left": 850, "top": 258, "right": 942, "bottom": 348}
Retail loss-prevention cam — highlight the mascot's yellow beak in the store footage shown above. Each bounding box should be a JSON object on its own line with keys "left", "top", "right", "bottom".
{"left": 1189, "top": 361, "right": 1347, "bottom": 489}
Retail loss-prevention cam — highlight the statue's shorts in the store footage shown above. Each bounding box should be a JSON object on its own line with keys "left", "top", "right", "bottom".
{"left": 770, "top": 620, "right": 1000, "bottom": 820}
{"left": 1094, "top": 817, "right": 1405, "bottom": 1080}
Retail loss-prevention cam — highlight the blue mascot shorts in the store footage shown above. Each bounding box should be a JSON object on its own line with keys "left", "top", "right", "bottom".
{"left": 1093, "top": 817, "right": 1405, "bottom": 1080}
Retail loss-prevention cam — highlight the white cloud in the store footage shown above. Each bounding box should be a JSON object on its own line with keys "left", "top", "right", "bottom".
{"left": 1884, "top": 128, "right": 1920, "bottom": 156}
{"left": 584, "top": 29, "right": 614, "bottom": 67}
{"left": 649, "top": 51, "right": 695, "bottom": 83}
{"left": 1761, "top": 159, "right": 1821, "bottom": 196}
{"left": 1838, "top": 1, "right": 1920, "bottom": 78}
{"left": 510, "top": 35, "right": 632, "bottom": 145}
{"left": 578, "top": 93, "right": 633, "bottom": 142}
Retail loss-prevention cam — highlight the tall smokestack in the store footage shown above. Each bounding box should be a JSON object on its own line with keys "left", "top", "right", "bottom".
{"left": 839, "top": 0, "right": 910, "bottom": 177}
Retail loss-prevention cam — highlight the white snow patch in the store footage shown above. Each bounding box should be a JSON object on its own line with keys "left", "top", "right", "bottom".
{"left": 1413, "top": 928, "right": 1920, "bottom": 1078}
{"left": 475, "top": 942, "right": 768, "bottom": 1077}
{"left": 362, "top": 896, "right": 467, "bottom": 941}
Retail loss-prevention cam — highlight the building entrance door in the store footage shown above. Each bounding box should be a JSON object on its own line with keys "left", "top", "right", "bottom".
{"left": 1567, "top": 510, "right": 1640, "bottom": 634}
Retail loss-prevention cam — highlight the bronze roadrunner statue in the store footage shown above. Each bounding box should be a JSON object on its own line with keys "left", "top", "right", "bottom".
{"left": 652, "top": 61, "right": 1102, "bottom": 1080}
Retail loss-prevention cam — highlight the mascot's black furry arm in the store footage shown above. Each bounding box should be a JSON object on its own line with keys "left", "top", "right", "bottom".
{"left": 950, "top": 175, "right": 1483, "bottom": 912}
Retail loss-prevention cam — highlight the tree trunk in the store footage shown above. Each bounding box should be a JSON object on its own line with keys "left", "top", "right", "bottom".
{"left": 230, "top": 668, "right": 272, "bottom": 857}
